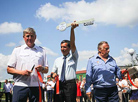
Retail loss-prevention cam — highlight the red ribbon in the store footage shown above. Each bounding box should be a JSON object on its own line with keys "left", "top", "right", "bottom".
{"left": 121, "top": 69, "right": 138, "bottom": 88}
{"left": 55, "top": 76, "right": 59, "bottom": 94}
{"left": 36, "top": 69, "right": 44, "bottom": 102}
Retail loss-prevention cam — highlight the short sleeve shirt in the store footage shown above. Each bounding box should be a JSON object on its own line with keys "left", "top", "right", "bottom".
{"left": 52, "top": 49, "right": 78, "bottom": 80}
{"left": 85, "top": 54, "right": 121, "bottom": 93}
{"left": 7, "top": 44, "right": 49, "bottom": 87}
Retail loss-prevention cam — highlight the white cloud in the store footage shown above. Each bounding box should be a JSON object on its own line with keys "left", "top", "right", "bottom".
{"left": 35, "top": 39, "right": 42, "bottom": 45}
{"left": 132, "top": 42, "right": 138, "bottom": 48}
{"left": 5, "top": 42, "right": 16, "bottom": 47}
{"left": 0, "top": 22, "right": 23, "bottom": 34}
{"left": 114, "top": 48, "right": 132, "bottom": 66}
{"left": 0, "top": 54, "right": 12, "bottom": 81}
{"left": 78, "top": 50, "right": 97, "bottom": 61}
{"left": 36, "top": 0, "right": 138, "bottom": 27}
{"left": 43, "top": 47, "right": 58, "bottom": 56}
{"left": 19, "top": 40, "right": 25, "bottom": 45}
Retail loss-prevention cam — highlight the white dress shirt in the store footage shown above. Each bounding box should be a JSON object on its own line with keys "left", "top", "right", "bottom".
{"left": 7, "top": 44, "right": 49, "bottom": 87}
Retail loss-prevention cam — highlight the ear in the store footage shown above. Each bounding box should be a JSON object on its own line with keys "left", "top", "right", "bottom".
{"left": 98, "top": 48, "right": 101, "bottom": 53}
{"left": 35, "top": 35, "right": 37, "bottom": 39}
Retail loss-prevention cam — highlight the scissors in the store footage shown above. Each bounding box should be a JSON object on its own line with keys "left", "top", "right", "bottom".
{"left": 31, "top": 65, "right": 35, "bottom": 71}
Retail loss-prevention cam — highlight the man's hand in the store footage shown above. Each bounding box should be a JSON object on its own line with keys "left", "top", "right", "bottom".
{"left": 52, "top": 73, "right": 57, "bottom": 78}
{"left": 35, "top": 65, "right": 48, "bottom": 73}
{"left": 71, "top": 21, "right": 79, "bottom": 29}
{"left": 21, "top": 70, "right": 32, "bottom": 76}
{"left": 86, "top": 92, "right": 92, "bottom": 100}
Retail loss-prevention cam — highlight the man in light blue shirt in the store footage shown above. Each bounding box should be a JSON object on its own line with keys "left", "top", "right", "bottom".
{"left": 51, "top": 22, "right": 79, "bottom": 102}
{"left": 85, "top": 41, "right": 122, "bottom": 102}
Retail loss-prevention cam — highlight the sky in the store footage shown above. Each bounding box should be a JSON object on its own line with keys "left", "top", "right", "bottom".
{"left": 0, "top": 0, "right": 138, "bottom": 81}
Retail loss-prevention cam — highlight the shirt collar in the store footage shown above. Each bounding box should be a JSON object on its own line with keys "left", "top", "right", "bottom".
{"left": 96, "top": 53, "right": 111, "bottom": 60}
{"left": 63, "top": 53, "right": 70, "bottom": 59}
{"left": 23, "top": 44, "right": 37, "bottom": 50}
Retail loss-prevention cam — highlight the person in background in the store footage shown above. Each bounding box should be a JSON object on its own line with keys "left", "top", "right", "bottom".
{"left": 122, "top": 73, "right": 130, "bottom": 102}
{"left": 129, "top": 74, "right": 138, "bottom": 102}
{"left": 51, "top": 21, "right": 79, "bottom": 102}
{"left": 46, "top": 78, "right": 53, "bottom": 102}
{"left": 51, "top": 78, "right": 56, "bottom": 101}
{"left": 116, "top": 78, "right": 123, "bottom": 102}
{"left": 7, "top": 27, "right": 49, "bottom": 102}
{"left": 9, "top": 81, "right": 14, "bottom": 95}
{"left": 42, "top": 82, "right": 46, "bottom": 102}
{"left": 3, "top": 79, "right": 12, "bottom": 102}
{"left": 76, "top": 79, "right": 81, "bottom": 102}
{"left": 85, "top": 41, "right": 122, "bottom": 102}
{"left": 80, "top": 77, "right": 87, "bottom": 102}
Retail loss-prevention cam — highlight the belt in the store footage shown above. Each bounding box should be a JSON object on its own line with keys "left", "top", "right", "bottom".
{"left": 60, "top": 79, "right": 76, "bottom": 83}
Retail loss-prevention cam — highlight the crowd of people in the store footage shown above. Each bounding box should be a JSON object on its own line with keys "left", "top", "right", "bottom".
{"left": 3, "top": 73, "right": 138, "bottom": 102}
{"left": 4, "top": 21, "right": 138, "bottom": 102}
{"left": 116, "top": 73, "right": 138, "bottom": 102}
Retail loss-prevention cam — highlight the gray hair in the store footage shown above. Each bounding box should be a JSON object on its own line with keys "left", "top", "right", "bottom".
{"left": 97, "top": 41, "right": 108, "bottom": 50}
{"left": 23, "top": 27, "right": 36, "bottom": 36}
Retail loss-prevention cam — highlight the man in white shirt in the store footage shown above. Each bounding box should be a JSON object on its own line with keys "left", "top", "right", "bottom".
{"left": 7, "top": 27, "right": 49, "bottom": 102}
{"left": 46, "top": 78, "right": 53, "bottom": 102}
{"left": 3, "top": 79, "right": 12, "bottom": 102}
{"left": 116, "top": 78, "right": 123, "bottom": 102}
{"left": 51, "top": 22, "right": 79, "bottom": 102}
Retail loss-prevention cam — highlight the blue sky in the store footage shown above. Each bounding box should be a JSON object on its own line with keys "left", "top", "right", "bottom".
{"left": 0, "top": 0, "right": 138, "bottom": 81}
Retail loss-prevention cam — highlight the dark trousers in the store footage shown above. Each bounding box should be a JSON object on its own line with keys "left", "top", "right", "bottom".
{"left": 54, "top": 79, "right": 77, "bottom": 102}
{"left": 47, "top": 90, "right": 53, "bottom": 102}
{"left": 80, "top": 89, "right": 87, "bottom": 102}
{"left": 5, "top": 92, "right": 12, "bottom": 102}
{"left": 94, "top": 86, "right": 119, "bottom": 102}
{"left": 42, "top": 89, "right": 45, "bottom": 102}
{"left": 122, "top": 93, "right": 129, "bottom": 102}
{"left": 12, "top": 86, "right": 41, "bottom": 102}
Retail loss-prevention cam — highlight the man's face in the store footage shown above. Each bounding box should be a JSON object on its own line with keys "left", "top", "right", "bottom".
{"left": 99, "top": 43, "right": 110, "bottom": 58}
{"left": 61, "top": 43, "right": 70, "bottom": 56}
{"left": 5, "top": 80, "right": 8, "bottom": 83}
{"left": 23, "top": 33, "right": 36, "bottom": 48}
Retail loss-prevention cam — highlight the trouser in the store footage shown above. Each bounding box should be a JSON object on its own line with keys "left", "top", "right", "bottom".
{"left": 42, "top": 89, "right": 45, "bottom": 102}
{"left": 54, "top": 79, "right": 77, "bottom": 102}
{"left": 5, "top": 92, "right": 12, "bottom": 102}
{"left": 80, "top": 89, "right": 87, "bottom": 102}
{"left": 118, "top": 91, "right": 122, "bottom": 102}
{"left": 122, "top": 93, "right": 129, "bottom": 102}
{"left": 94, "top": 86, "right": 119, "bottom": 102}
{"left": 12, "top": 86, "right": 41, "bottom": 102}
{"left": 47, "top": 90, "right": 53, "bottom": 102}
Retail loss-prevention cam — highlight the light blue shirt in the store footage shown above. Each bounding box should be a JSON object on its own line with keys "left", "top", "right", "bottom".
{"left": 85, "top": 54, "right": 121, "bottom": 93}
{"left": 52, "top": 49, "right": 78, "bottom": 81}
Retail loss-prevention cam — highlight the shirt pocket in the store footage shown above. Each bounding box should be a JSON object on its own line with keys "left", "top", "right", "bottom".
{"left": 108, "top": 63, "right": 116, "bottom": 73}
{"left": 18, "top": 54, "right": 30, "bottom": 70}
{"left": 68, "top": 60, "right": 75, "bottom": 67}
{"left": 19, "top": 53, "right": 30, "bottom": 62}
{"left": 93, "top": 62, "right": 103, "bottom": 71}
{"left": 33, "top": 53, "right": 43, "bottom": 65}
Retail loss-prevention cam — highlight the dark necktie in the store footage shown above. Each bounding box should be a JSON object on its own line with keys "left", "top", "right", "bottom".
{"left": 61, "top": 56, "right": 66, "bottom": 82}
